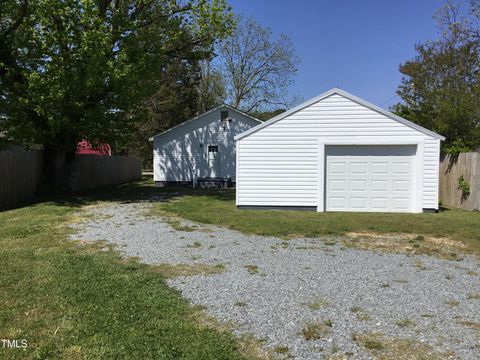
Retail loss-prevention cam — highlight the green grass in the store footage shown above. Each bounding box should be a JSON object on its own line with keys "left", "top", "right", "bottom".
{"left": 0, "top": 195, "right": 253, "bottom": 359}
{"left": 273, "top": 345, "right": 289, "bottom": 354}
{"left": 156, "top": 190, "right": 480, "bottom": 256}
{"left": 3, "top": 178, "right": 475, "bottom": 358}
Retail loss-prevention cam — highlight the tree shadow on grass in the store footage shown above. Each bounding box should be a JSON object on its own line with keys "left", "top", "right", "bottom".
{"left": 199, "top": 189, "right": 235, "bottom": 202}
{"left": 3, "top": 176, "right": 237, "bottom": 211}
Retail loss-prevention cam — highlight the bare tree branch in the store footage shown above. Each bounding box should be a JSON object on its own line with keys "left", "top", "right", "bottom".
{"left": 220, "top": 15, "right": 298, "bottom": 111}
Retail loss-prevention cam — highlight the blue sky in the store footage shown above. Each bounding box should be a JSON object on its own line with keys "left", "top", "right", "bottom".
{"left": 228, "top": 0, "right": 448, "bottom": 109}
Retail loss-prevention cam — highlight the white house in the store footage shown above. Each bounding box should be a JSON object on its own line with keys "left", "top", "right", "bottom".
{"left": 235, "top": 88, "right": 445, "bottom": 213}
{"left": 150, "top": 105, "right": 261, "bottom": 185}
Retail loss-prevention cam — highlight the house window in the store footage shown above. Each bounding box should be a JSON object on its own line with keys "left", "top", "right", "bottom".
{"left": 208, "top": 145, "right": 218, "bottom": 152}
{"left": 221, "top": 111, "right": 229, "bottom": 121}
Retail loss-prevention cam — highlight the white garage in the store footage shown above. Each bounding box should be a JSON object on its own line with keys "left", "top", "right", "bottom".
{"left": 235, "top": 88, "right": 445, "bottom": 213}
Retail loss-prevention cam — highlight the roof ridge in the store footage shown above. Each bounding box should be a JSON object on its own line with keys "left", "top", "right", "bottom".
{"left": 149, "top": 105, "right": 261, "bottom": 140}
{"left": 235, "top": 88, "right": 445, "bottom": 141}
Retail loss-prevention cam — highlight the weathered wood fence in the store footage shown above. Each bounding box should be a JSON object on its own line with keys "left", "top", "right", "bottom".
{"left": 69, "top": 155, "right": 142, "bottom": 191}
{"left": 0, "top": 150, "right": 43, "bottom": 210}
{"left": 439, "top": 152, "right": 480, "bottom": 211}
{"left": 0, "top": 151, "right": 142, "bottom": 210}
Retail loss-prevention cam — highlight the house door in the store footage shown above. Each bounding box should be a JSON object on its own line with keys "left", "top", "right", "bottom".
{"left": 207, "top": 145, "right": 220, "bottom": 178}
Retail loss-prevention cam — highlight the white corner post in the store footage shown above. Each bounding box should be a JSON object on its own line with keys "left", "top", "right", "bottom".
{"left": 317, "top": 140, "right": 325, "bottom": 212}
{"left": 414, "top": 140, "right": 424, "bottom": 213}
{"left": 235, "top": 139, "right": 240, "bottom": 206}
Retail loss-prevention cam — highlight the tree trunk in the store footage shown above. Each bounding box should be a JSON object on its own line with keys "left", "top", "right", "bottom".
{"left": 42, "top": 147, "right": 77, "bottom": 191}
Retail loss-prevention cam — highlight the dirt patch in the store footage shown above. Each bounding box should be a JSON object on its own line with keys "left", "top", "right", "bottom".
{"left": 459, "top": 320, "right": 480, "bottom": 331}
{"left": 343, "top": 232, "right": 467, "bottom": 260}
{"left": 80, "top": 202, "right": 109, "bottom": 211}
{"left": 186, "top": 306, "right": 272, "bottom": 360}
{"left": 353, "top": 332, "right": 455, "bottom": 359}
{"left": 301, "top": 322, "right": 332, "bottom": 340}
{"left": 244, "top": 264, "right": 260, "bottom": 275}
{"left": 427, "top": 236, "right": 467, "bottom": 249}
{"left": 350, "top": 306, "right": 371, "bottom": 321}
{"left": 151, "top": 263, "right": 227, "bottom": 279}
{"left": 152, "top": 208, "right": 213, "bottom": 233}
{"left": 236, "top": 334, "right": 272, "bottom": 360}
{"left": 71, "top": 239, "right": 113, "bottom": 253}
{"left": 73, "top": 239, "right": 99, "bottom": 245}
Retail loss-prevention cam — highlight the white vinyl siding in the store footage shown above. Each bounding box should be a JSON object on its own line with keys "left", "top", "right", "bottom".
{"left": 237, "top": 139, "right": 318, "bottom": 206}
{"left": 153, "top": 107, "right": 260, "bottom": 182}
{"left": 237, "top": 93, "right": 441, "bottom": 210}
{"left": 422, "top": 138, "right": 441, "bottom": 209}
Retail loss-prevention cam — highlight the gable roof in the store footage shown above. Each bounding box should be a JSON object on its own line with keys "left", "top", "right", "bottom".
{"left": 149, "top": 104, "right": 262, "bottom": 141}
{"left": 235, "top": 88, "right": 445, "bottom": 141}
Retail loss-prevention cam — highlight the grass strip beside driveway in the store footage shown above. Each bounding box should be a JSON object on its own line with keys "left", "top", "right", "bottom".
{"left": 0, "top": 202, "right": 247, "bottom": 360}
{"left": 157, "top": 190, "right": 480, "bottom": 256}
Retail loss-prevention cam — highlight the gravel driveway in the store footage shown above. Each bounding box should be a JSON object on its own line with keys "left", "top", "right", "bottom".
{"left": 71, "top": 199, "right": 480, "bottom": 359}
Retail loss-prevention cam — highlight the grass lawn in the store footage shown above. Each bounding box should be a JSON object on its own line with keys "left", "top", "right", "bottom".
{"left": 0, "top": 186, "right": 256, "bottom": 359}
{"left": 3, "top": 178, "right": 476, "bottom": 357}
{"left": 157, "top": 189, "right": 480, "bottom": 256}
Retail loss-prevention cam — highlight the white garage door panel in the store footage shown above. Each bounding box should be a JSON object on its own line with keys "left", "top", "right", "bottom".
{"left": 326, "top": 145, "right": 416, "bottom": 212}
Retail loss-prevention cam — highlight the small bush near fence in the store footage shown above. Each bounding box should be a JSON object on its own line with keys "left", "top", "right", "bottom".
{"left": 440, "top": 152, "right": 480, "bottom": 211}
{"left": 0, "top": 151, "right": 142, "bottom": 210}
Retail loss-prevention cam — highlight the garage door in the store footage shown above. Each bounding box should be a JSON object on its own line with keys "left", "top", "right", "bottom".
{"left": 325, "top": 145, "right": 416, "bottom": 212}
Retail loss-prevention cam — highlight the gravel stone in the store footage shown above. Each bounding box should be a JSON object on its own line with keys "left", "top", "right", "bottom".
{"left": 71, "top": 200, "right": 480, "bottom": 359}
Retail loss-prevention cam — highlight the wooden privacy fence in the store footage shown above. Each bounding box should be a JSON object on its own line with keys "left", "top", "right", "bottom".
{"left": 0, "top": 151, "right": 142, "bottom": 210}
{"left": 439, "top": 152, "right": 480, "bottom": 211}
{"left": 69, "top": 154, "right": 142, "bottom": 191}
{"left": 0, "top": 150, "right": 43, "bottom": 210}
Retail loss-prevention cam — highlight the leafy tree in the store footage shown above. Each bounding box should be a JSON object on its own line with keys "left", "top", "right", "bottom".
{"left": 0, "top": 0, "right": 231, "bottom": 185}
{"left": 220, "top": 14, "right": 299, "bottom": 112}
{"left": 128, "top": 57, "right": 202, "bottom": 168}
{"left": 393, "top": 0, "right": 480, "bottom": 154}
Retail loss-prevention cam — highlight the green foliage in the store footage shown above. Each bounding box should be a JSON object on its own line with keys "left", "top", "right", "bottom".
{"left": 393, "top": 1, "right": 480, "bottom": 153}
{"left": 0, "top": 0, "right": 231, "bottom": 153}
{"left": 458, "top": 175, "right": 471, "bottom": 198}
{"left": 443, "top": 139, "right": 472, "bottom": 155}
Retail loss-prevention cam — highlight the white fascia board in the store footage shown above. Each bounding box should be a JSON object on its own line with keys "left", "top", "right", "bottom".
{"left": 235, "top": 88, "right": 445, "bottom": 141}
{"left": 149, "top": 104, "right": 262, "bottom": 141}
